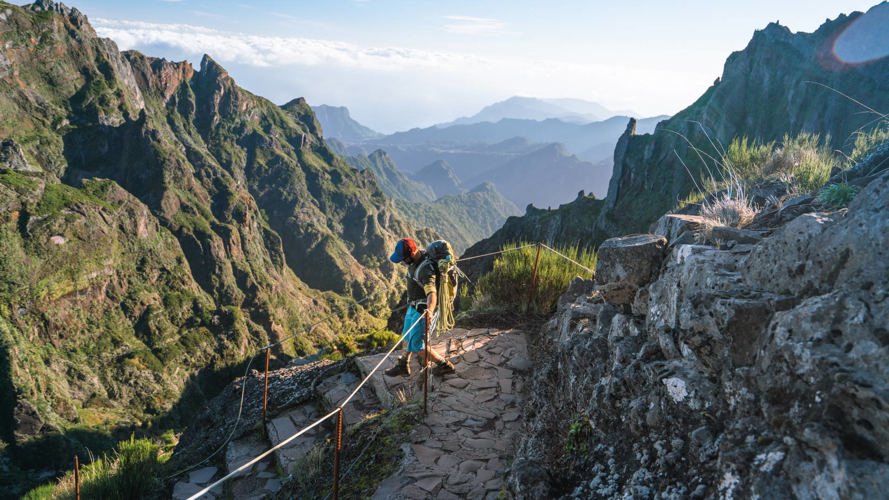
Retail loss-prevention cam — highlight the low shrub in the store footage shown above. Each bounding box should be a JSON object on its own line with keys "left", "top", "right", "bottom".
{"left": 470, "top": 243, "right": 596, "bottom": 316}
{"left": 23, "top": 436, "right": 167, "bottom": 499}
{"left": 700, "top": 191, "right": 757, "bottom": 228}
{"left": 847, "top": 121, "right": 889, "bottom": 166}
{"left": 818, "top": 182, "right": 860, "bottom": 208}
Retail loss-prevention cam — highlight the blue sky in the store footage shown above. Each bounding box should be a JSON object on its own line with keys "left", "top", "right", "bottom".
{"left": 57, "top": 0, "right": 882, "bottom": 132}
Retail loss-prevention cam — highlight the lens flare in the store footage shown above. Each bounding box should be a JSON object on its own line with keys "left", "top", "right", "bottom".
{"left": 833, "top": 3, "right": 889, "bottom": 64}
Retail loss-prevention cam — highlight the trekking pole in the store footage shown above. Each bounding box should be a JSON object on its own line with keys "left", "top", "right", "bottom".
{"left": 423, "top": 312, "right": 430, "bottom": 415}
{"left": 526, "top": 242, "right": 543, "bottom": 313}
{"left": 74, "top": 455, "right": 80, "bottom": 500}
{"left": 332, "top": 407, "right": 344, "bottom": 500}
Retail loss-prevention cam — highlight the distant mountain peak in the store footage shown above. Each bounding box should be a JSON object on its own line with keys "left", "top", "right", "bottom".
{"left": 415, "top": 159, "right": 463, "bottom": 198}
{"left": 445, "top": 96, "right": 636, "bottom": 127}
{"left": 312, "top": 104, "right": 382, "bottom": 143}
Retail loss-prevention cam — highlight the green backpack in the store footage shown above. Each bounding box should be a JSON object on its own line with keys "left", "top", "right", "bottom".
{"left": 413, "top": 240, "right": 459, "bottom": 332}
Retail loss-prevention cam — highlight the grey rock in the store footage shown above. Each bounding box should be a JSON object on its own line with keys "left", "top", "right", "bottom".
{"left": 596, "top": 234, "right": 668, "bottom": 306}
{"left": 709, "top": 225, "right": 765, "bottom": 244}
{"left": 653, "top": 213, "right": 707, "bottom": 246}
{"left": 0, "top": 139, "right": 40, "bottom": 173}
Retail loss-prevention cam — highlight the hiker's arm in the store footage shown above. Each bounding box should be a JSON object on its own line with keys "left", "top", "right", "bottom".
{"left": 425, "top": 291, "right": 436, "bottom": 320}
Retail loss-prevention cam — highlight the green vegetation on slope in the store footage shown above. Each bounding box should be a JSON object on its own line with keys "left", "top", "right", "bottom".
{"left": 395, "top": 183, "right": 520, "bottom": 253}
{"left": 280, "top": 403, "right": 422, "bottom": 499}
{"left": 468, "top": 242, "right": 596, "bottom": 316}
{"left": 23, "top": 436, "right": 168, "bottom": 500}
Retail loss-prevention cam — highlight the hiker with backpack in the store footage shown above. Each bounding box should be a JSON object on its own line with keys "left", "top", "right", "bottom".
{"left": 385, "top": 237, "right": 457, "bottom": 377}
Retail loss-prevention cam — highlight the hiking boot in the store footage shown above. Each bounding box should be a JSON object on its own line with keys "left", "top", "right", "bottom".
{"left": 385, "top": 355, "right": 411, "bottom": 377}
{"left": 432, "top": 359, "right": 456, "bottom": 376}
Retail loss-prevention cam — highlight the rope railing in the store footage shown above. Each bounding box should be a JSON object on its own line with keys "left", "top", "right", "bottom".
{"left": 455, "top": 243, "right": 537, "bottom": 262}
{"left": 185, "top": 311, "right": 431, "bottom": 500}
{"left": 540, "top": 243, "right": 596, "bottom": 275}
{"left": 165, "top": 291, "right": 394, "bottom": 481}
{"left": 175, "top": 240, "right": 596, "bottom": 498}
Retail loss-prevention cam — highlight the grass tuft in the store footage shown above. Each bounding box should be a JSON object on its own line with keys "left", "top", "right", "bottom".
{"left": 468, "top": 243, "right": 596, "bottom": 316}
{"left": 22, "top": 436, "right": 167, "bottom": 500}
{"left": 818, "top": 182, "right": 860, "bottom": 208}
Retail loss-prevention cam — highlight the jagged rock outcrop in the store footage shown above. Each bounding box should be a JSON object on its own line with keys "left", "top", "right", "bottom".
{"left": 595, "top": 234, "right": 667, "bottom": 307}
{"left": 510, "top": 168, "right": 889, "bottom": 498}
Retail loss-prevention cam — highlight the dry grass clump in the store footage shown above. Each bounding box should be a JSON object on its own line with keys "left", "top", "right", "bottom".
{"left": 701, "top": 192, "right": 757, "bottom": 228}
{"left": 697, "top": 190, "right": 758, "bottom": 242}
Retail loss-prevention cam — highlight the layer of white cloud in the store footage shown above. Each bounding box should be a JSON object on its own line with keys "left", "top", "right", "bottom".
{"left": 93, "top": 18, "right": 483, "bottom": 70}
{"left": 92, "top": 18, "right": 708, "bottom": 131}
{"left": 443, "top": 15, "right": 507, "bottom": 36}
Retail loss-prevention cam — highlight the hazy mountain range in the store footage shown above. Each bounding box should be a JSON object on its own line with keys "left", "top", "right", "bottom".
{"left": 441, "top": 96, "right": 636, "bottom": 126}
{"left": 314, "top": 100, "right": 667, "bottom": 208}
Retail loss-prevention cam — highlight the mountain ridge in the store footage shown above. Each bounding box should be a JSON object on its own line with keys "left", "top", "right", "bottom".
{"left": 464, "top": 4, "right": 889, "bottom": 260}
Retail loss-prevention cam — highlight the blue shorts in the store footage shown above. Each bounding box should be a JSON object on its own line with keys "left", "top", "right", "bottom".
{"left": 403, "top": 305, "right": 427, "bottom": 353}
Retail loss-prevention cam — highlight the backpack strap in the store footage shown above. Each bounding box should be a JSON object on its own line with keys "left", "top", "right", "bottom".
{"left": 412, "top": 258, "right": 436, "bottom": 288}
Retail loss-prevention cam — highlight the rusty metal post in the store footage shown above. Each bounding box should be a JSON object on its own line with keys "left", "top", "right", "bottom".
{"left": 423, "top": 312, "right": 430, "bottom": 415}
{"left": 526, "top": 242, "right": 543, "bottom": 313}
{"left": 332, "top": 407, "right": 344, "bottom": 500}
{"left": 263, "top": 348, "right": 270, "bottom": 423}
{"left": 74, "top": 454, "right": 80, "bottom": 500}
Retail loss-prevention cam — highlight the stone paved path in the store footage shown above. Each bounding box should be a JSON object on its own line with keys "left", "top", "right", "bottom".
{"left": 363, "top": 327, "right": 530, "bottom": 499}
{"left": 172, "top": 326, "right": 528, "bottom": 499}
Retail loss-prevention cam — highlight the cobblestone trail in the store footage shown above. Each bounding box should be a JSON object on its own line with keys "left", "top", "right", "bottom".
{"left": 366, "top": 327, "right": 530, "bottom": 499}
{"left": 172, "top": 327, "right": 529, "bottom": 499}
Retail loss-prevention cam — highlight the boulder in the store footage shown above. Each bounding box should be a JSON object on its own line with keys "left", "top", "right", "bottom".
{"left": 596, "top": 234, "right": 667, "bottom": 306}
{"left": 745, "top": 170, "right": 889, "bottom": 297}
{"left": 0, "top": 139, "right": 41, "bottom": 173}
{"left": 653, "top": 214, "right": 707, "bottom": 246}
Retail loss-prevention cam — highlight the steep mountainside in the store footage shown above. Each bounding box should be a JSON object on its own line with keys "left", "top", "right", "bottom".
{"left": 601, "top": 6, "right": 889, "bottom": 237}
{"left": 465, "top": 5, "right": 889, "bottom": 256}
{"left": 344, "top": 149, "right": 435, "bottom": 203}
{"left": 0, "top": 0, "right": 424, "bottom": 478}
{"left": 312, "top": 104, "right": 382, "bottom": 143}
{"left": 412, "top": 159, "right": 463, "bottom": 198}
{"left": 395, "top": 182, "right": 520, "bottom": 254}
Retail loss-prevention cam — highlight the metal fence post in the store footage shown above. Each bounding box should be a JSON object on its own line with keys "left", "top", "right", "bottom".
{"left": 332, "top": 407, "right": 344, "bottom": 500}
{"left": 526, "top": 242, "right": 543, "bottom": 313}
{"left": 74, "top": 455, "right": 80, "bottom": 500}
{"left": 263, "top": 348, "right": 270, "bottom": 424}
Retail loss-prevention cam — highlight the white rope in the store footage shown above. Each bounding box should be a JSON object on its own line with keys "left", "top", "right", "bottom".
{"left": 541, "top": 243, "right": 595, "bottom": 276}
{"left": 186, "top": 310, "right": 428, "bottom": 499}
{"left": 187, "top": 408, "right": 340, "bottom": 500}
{"left": 456, "top": 243, "right": 537, "bottom": 262}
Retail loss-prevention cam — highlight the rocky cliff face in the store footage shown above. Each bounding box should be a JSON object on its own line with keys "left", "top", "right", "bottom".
{"left": 464, "top": 5, "right": 889, "bottom": 256}
{"left": 0, "top": 0, "right": 419, "bottom": 470}
{"left": 599, "top": 6, "right": 889, "bottom": 237}
{"left": 509, "top": 157, "right": 889, "bottom": 497}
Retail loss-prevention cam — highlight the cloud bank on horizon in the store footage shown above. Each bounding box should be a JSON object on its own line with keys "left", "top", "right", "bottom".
{"left": 93, "top": 17, "right": 705, "bottom": 132}
{"left": 87, "top": 0, "right": 881, "bottom": 133}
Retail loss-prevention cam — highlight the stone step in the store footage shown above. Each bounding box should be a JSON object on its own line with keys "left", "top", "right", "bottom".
{"left": 171, "top": 466, "right": 221, "bottom": 500}
{"left": 316, "top": 370, "right": 384, "bottom": 429}
{"left": 266, "top": 402, "right": 325, "bottom": 475}
{"left": 225, "top": 433, "right": 281, "bottom": 499}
